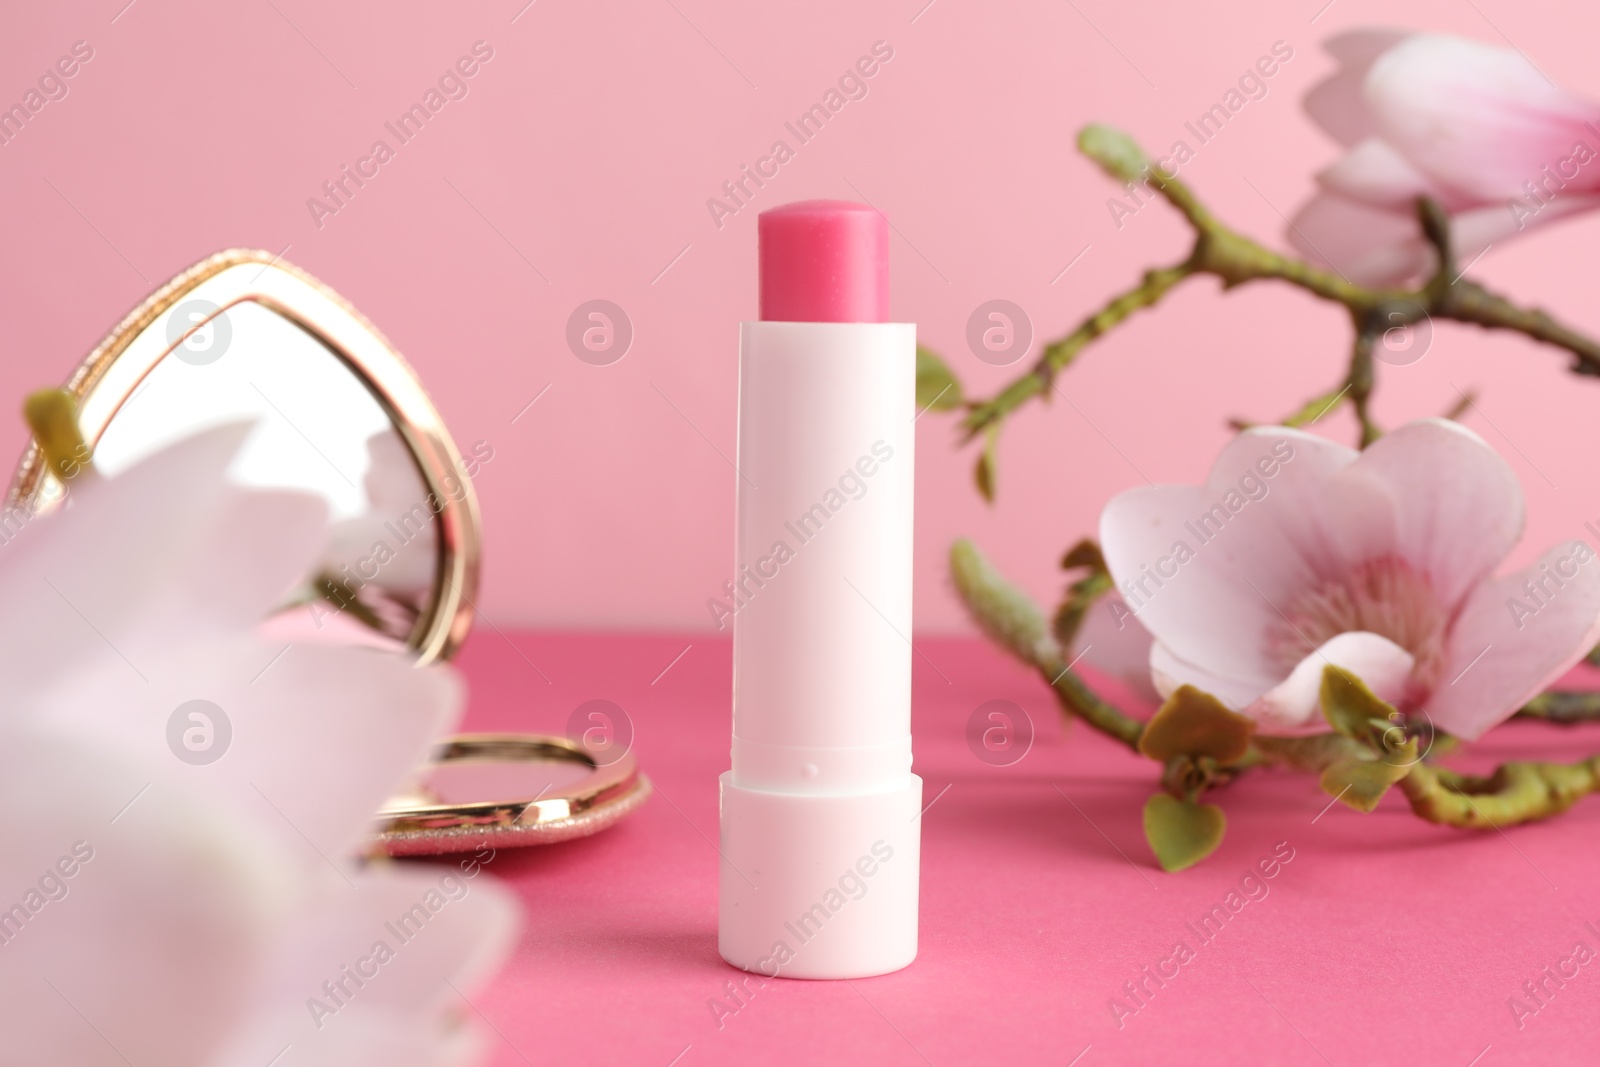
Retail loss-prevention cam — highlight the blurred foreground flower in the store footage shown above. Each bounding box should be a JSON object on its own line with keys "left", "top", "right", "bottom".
{"left": 1292, "top": 30, "right": 1600, "bottom": 286}
{"left": 1100, "top": 419, "right": 1600, "bottom": 738}
{"left": 0, "top": 418, "right": 516, "bottom": 1066}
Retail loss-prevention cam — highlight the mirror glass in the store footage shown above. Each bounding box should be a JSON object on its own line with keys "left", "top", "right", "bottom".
{"left": 392, "top": 753, "right": 594, "bottom": 809}
{"left": 89, "top": 302, "right": 436, "bottom": 647}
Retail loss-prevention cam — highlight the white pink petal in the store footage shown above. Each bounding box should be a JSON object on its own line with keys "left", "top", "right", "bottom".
{"left": 1100, "top": 418, "right": 1599, "bottom": 737}
{"left": 1293, "top": 30, "right": 1600, "bottom": 284}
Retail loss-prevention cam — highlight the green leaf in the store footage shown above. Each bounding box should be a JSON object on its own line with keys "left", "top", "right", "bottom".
{"left": 1320, "top": 743, "right": 1417, "bottom": 813}
{"left": 1051, "top": 569, "right": 1112, "bottom": 651}
{"left": 915, "top": 346, "right": 963, "bottom": 414}
{"left": 1143, "top": 793, "right": 1226, "bottom": 873}
{"left": 1051, "top": 540, "right": 1112, "bottom": 653}
{"left": 1060, "top": 539, "right": 1108, "bottom": 575}
{"left": 1319, "top": 665, "right": 1396, "bottom": 742}
{"left": 974, "top": 427, "right": 998, "bottom": 503}
{"left": 1138, "top": 685, "right": 1256, "bottom": 764}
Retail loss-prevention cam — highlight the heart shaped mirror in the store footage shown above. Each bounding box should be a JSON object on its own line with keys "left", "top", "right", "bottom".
{"left": 10, "top": 249, "right": 477, "bottom": 659}
{"left": 10, "top": 248, "right": 648, "bottom": 853}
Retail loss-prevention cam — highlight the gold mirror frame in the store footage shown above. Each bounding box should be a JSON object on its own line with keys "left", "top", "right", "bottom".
{"left": 377, "top": 734, "right": 651, "bottom": 856}
{"left": 6, "top": 248, "right": 479, "bottom": 664}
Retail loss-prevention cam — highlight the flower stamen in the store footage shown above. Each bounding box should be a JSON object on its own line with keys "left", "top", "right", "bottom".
{"left": 1265, "top": 556, "right": 1449, "bottom": 695}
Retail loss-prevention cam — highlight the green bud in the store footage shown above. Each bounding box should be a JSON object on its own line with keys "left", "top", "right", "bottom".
{"left": 1078, "top": 124, "right": 1150, "bottom": 185}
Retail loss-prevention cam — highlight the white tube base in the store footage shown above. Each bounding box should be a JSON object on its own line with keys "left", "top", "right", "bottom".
{"left": 718, "top": 772, "right": 922, "bottom": 980}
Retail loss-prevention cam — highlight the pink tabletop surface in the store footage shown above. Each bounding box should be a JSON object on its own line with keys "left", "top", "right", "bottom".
{"left": 444, "top": 631, "right": 1600, "bottom": 1067}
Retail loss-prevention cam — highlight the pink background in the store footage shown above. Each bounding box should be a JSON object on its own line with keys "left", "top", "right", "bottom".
{"left": 8, "top": 6, "right": 1600, "bottom": 1063}
{"left": 456, "top": 631, "right": 1600, "bottom": 1066}
{"left": 4, "top": 0, "right": 1600, "bottom": 633}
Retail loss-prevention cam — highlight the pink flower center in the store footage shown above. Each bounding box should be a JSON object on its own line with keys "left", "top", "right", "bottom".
{"left": 1264, "top": 555, "right": 1448, "bottom": 696}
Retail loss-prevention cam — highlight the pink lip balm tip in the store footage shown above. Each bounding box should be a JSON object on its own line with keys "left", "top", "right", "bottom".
{"left": 758, "top": 200, "right": 889, "bottom": 324}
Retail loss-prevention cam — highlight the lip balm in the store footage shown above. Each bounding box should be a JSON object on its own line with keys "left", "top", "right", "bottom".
{"left": 718, "top": 200, "right": 921, "bottom": 980}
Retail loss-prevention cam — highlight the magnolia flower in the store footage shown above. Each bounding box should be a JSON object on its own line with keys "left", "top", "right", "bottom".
{"left": 0, "top": 424, "right": 516, "bottom": 1066}
{"left": 1290, "top": 30, "right": 1600, "bottom": 286}
{"left": 1072, "top": 593, "right": 1160, "bottom": 705}
{"left": 1100, "top": 419, "right": 1600, "bottom": 738}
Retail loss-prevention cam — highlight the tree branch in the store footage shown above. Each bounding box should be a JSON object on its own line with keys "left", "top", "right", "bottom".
{"left": 961, "top": 262, "right": 1194, "bottom": 442}
{"left": 949, "top": 538, "right": 1144, "bottom": 751}
{"left": 1347, "top": 324, "right": 1381, "bottom": 447}
{"left": 1399, "top": 757, "right": 1600, "bottom": 828}
{"left": 957, "top": 126, "right": 1600, "bottom": 481}
{"left": 1517, "top": 690, "right": 1600, "bottom": 724}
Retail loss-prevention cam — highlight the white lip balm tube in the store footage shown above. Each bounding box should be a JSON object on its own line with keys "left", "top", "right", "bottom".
{"left": 718, "top": 200, "right": 921, "bottom": 980}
